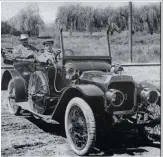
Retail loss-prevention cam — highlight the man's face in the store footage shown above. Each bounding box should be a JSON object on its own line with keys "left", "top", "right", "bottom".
{"left": 44, "top": 43, "right": 53, "bottom": 52}
{"left": 21, "top": 39, "right": 28, "bottom": 46}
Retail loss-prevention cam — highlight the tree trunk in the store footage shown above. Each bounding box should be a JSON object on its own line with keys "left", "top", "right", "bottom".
{"left": 69, "top": 17, "right": 73, "bottom": 37}
{"left": 89, "top": 21, "right": 92, "bottom": 37}
{"left": 146, "top": 17, "right": 153, "bottom": 35}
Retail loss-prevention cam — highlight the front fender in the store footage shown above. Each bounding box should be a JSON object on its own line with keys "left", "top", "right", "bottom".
{"left": 138, "top": 82, "right": 160, "bottom": 93}
{"left": 73, "top": 84, "right": 104, "bottom": 97}
{"left": 52, "top": 84, "right": 105, "bottom": 123}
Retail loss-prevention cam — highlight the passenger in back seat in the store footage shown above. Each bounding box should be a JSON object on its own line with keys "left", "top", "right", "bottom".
{"left": 12, "top": 34, "right": 38, "bottom": 59}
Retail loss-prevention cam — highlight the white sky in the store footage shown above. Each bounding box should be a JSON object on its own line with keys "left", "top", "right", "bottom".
{"left": 1, "top": 2, "right": 160, "bottom": 24}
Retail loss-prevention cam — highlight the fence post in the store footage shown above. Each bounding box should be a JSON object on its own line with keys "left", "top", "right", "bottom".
{"left": 106, "top": 28, "right": 111, "bottom": 57}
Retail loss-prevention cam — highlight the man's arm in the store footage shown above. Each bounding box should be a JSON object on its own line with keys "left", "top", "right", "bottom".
{"left": 36, "top": 53, "right": 55, "bottom": 65}
{"left": 28, "top": 45, "right": 39, "bottom": 52}
{"left": 12, "top": 45, "right": 22, "bottom": 58}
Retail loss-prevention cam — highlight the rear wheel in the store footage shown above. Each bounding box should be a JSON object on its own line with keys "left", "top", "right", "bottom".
{"left": 28, "top": 71, "right": 49, "bottom": 117}
{"left": 65, "top": 97, "right": 96, "bottom": 156}
{"left": 8, "top": 78, "right": 21, "bottom": 115}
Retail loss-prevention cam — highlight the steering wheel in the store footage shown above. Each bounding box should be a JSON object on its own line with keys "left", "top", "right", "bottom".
{"left": 55, "top": 49, "right": 74, "bottom": 63}
{"left": 55, "top": 49, "right": 62, "bottom": 63}
{"left": 64, "top": 49, "right": 74, "bottom": 56}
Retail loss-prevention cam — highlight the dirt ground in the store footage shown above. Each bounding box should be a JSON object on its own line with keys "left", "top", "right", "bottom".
{"left": 1, "top": 66, "right": 161, "bottom": 157}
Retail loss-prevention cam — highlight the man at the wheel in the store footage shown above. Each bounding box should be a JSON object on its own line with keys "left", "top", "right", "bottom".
{"left": 37, "top": 38, "right": 60, "bottom": 65}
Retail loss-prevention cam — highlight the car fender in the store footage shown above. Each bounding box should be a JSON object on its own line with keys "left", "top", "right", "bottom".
{"left": 9, "top": 76, "right": 27, "bottom": 102}
{"left": 1, "top": 69, "right": 21, "bottom": 90}
{"left": 52, "top": 84, "right": 105, "bottom": 123}
{"left": 138, "top": 82, "right": 160, "bottom": 92}
{"left": 73, "top": 84, "right": 104, "bottom": 97}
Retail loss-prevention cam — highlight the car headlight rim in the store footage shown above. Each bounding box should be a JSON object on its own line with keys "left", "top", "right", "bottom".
{"left": 141, "top": 88, "right": 159, "bottom": 105}
{"left": 106, "top": 89, "right": 125, "bottom": 107}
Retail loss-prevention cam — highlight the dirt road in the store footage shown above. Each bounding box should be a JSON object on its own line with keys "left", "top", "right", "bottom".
{"left": 1, "top": 93, "right": 161, "bottom": 156}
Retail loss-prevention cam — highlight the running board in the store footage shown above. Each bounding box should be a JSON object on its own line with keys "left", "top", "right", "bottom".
{"left": 17, "top": 101, "right": 59, "bottom": 124}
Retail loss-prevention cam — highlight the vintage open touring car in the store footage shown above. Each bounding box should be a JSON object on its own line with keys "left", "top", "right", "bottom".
{"left": 1, "top": 29, "right": 161, "bottom": 155}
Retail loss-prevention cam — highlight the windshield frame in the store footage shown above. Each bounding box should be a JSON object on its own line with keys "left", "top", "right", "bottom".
{"left": 60, "top": 28, "right": 112, "bottom": 59}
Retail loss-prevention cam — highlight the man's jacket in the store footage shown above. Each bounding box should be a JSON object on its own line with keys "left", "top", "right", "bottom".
{"left": 13, "top": 44, "right": 38, "bottom": 58}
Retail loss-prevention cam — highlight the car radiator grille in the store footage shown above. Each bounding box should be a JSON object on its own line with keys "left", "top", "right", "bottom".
{"left": 108, "top": 82, "right": 136, "bottom": 113}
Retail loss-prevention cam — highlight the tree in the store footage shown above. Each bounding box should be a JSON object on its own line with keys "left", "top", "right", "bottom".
{"left": 55, "top": 3, "right": 160, "bottom": 35}
{"left": 120, "top": 6, "right": 129, "bottom": 30}
{"left": 8, "top": 4, "right": 45, "bottom": 36}
{"left": 1, "top": 21, "right": 12, "bottom": 34}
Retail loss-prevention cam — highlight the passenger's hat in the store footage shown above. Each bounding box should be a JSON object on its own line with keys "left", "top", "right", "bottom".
{"left": 42, "top": 39, "right": 54, "bottom": 45}
{"left": 37, "top": 32, "right": 54, "bottom": 45}
{"left": 19, "top": 34, "right": 29, "bottom": 40}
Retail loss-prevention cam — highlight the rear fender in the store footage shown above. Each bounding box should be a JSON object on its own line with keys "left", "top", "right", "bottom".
{"left": 9, "top": 77, "right": 27, "bottom": 102}
{"left": 1, "top": 70, "right": 21, "bottom": 90}
{"left": 52, "top": 84, "right": 105, "bottom": 123}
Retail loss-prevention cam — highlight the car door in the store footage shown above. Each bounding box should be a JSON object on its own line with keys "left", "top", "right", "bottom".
{"left": 14, "top": 61, "right": 36, "bottom": 81}
{"left": 55, "top": 66, "right": 72, "bottom": 92}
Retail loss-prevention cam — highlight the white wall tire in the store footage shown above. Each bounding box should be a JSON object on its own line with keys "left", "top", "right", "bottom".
{"left": 65, "top": 97, "right": 96, "bottom": 156}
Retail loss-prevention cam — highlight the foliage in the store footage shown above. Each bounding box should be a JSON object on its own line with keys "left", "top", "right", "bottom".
{"left": 55, "top": 3, "right": 160, "bottom": 35}
{"left": 1, "top": 31, "right": 160, "bottom": 63}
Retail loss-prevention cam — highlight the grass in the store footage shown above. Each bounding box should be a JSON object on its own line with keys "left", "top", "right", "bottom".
{"left": 1, "top": 31, "right": 160, "bottom": 64}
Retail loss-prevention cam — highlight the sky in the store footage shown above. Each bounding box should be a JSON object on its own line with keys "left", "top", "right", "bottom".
{"left": 1, "top": 1, "right": 160, "bottom": 24}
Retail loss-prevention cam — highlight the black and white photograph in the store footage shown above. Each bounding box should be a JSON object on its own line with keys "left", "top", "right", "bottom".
{"left": 1, "top": 1, "right": 161, "bottom": 156}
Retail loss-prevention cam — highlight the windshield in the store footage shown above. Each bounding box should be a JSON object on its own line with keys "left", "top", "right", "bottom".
{"left": 62, "top": 32, "right": 110, "bottom": 56}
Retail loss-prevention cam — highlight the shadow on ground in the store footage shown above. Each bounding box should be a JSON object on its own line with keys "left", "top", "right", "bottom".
{"left": 20, "top": 110, "right": 160, "bottom": 156}
{"left": 19, "top": 110, "right": 66, "bottom": 137}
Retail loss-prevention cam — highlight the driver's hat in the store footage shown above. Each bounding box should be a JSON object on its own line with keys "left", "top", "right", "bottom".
{"left": 19, "top": 34, "right": 29, "bottom": 40}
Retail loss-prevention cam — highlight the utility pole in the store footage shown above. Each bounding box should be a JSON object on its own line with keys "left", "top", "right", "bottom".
{"left": 129, "top": 2, "right": 132, "bottom": 62}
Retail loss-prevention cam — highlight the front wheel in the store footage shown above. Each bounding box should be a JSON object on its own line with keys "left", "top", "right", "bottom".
{"left": 65, "top": 97, "right": 96, "bottom": 156}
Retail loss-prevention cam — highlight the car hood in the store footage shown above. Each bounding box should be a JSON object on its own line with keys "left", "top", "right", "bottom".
{"left": 65, "top": 61, "right": 111, "bottom": 72}
{"left": 80, "top": 71, "right": 135, "bottom": 91}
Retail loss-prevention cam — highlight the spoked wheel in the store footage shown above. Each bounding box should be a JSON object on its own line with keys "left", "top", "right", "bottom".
{"left": 144, "top": 104, "right": 161, "bottom": 142}
{"left": 8, "top": 78, "right": 21, "bottom": 115}
{"left": 28, "top": 71, "right": 49, "bottom": 118}
{"left": 65, "top": 97, "right": 96, "bottom": 156}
